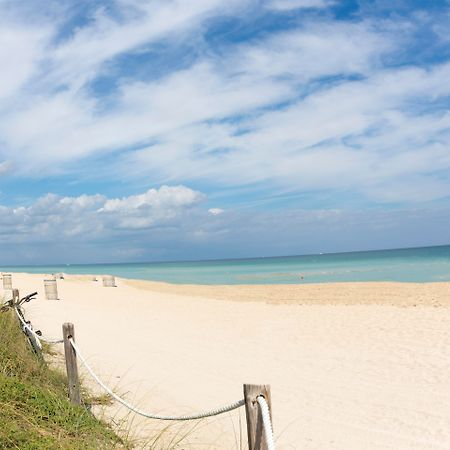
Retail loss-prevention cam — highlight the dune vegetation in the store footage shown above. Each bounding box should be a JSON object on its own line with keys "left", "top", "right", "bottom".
{"left": 0, "top": 308, "right": 127, "bottom": 449}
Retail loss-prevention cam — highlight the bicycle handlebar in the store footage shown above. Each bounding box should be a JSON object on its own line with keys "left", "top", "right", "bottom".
{"left": 19, "top": 292, "right": 38, "bottom": 304}
{"left": 1, "top": 291, "right": 38, "bottom": 311}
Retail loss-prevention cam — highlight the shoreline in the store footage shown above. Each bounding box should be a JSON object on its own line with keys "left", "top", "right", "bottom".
{"left": 5, "top": 271, "right": 450, "bottom": 307}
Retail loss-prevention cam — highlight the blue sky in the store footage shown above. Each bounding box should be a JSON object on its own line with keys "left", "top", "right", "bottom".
{"left": 1, "top": 0, "right": 450, "bottom": 264}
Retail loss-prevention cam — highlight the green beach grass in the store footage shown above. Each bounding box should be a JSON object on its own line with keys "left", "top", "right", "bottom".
{"left": 0, "top": 308, "right": 127, "bottom": 449}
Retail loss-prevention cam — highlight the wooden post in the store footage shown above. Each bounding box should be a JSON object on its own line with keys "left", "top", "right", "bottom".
{"left": 12, "top": 289, "right": 20, "bottom": 306}
{"left": 62, "top": 323, "right": 81, "bottom": 405}
{"left": 244, "top": 384, "right": 272, "bottom": 450}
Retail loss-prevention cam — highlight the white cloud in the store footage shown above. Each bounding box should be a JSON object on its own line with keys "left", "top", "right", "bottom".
{"left": 99, "top": 185, "right": 205, "bottom": 228}
{"left": 120, "top": 60, "right": 450, "bottom": 203}
{"left": 265, "top": 0, "right": 333, "bottom": 11}
{"left": 208, "top": 208, "right": 224, "bottom": 215}
{"left": 0, "top": 22, "right": 51, "bottom": 102}
{"left": 101, "top": 185, "right": 204, "bottom": 213}
{"left": 0, "top": 19, "right": 394, "bottom": 174}
{"left": 0, "top": 185, "right": 204, "bottom": 245}
{"left": 45, "top": 0, "right": 248, "bottom": 90}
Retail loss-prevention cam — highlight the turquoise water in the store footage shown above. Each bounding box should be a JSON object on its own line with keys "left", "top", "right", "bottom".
{"left": 1, "top": 245, "right": 450, "bottom": 284}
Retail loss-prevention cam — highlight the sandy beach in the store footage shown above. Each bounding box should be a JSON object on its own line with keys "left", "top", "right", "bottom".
{"left": 4, "top": 273, "right": 450, "bottom": 449}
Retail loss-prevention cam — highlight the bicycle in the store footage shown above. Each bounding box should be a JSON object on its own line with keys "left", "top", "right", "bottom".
{"left": 1, "top": 291, "right": 43, "bottom": 356}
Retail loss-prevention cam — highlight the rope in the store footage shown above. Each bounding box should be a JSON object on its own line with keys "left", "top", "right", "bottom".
{"left": 69, "top": 338, "right": 245, "bottom": 420}
{"left": 256, "top": 396, "right": 276, "bottom": 450}
{"left": 13, "top": 307, "right": 63, "bottom": 344}
{"left": 14, "top": 307, "right": 43, "bottom": 350}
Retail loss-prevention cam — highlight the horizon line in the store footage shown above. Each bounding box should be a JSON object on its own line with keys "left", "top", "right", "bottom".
{"left": 1, "top": 242, "right": 449, "bottom": 268}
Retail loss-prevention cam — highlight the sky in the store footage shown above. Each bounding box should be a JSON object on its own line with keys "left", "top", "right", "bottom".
{"left": 1, "top": 0, "right": 450, "bottom": 264}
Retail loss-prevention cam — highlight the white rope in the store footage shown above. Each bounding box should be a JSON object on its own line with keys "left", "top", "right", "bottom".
{"left": 13, "top": 307, "right": 63, "bottom": 345}
{"left": 69, "top": 338, "right": 245, "bottom": 420}
{"left": 14, "top": 307, "right": 43, "bottom": 350}
{"left": 257, "top": 396, "right": 276, "bottom": 450}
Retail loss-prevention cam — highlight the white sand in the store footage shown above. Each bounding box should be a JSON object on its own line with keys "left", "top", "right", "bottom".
{"left": 4, "top": 273, "right": 450, "bottom": 449}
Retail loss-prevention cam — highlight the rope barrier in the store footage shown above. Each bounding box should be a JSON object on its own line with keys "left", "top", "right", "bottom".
{"left": 6, "top": 295, "right": 275, "bottom": 443}
{"left": 14, "top": 307, "right": 63, "bottom": 344}
{"left": 257, "top": 395, "right": 276, "bottom": 450}
{"left": 69, "top": 338, "right": 245, "bottom": 421}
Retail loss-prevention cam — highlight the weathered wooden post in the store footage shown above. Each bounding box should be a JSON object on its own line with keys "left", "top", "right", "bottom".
{"left": 102, "top": 275, "right": 116, "bottom": 287}
{"left": 3, "top": 274, "right": 12, "bottom": 290}
{"left": 244, "top": 384, "right": 273, "bottom": 450}
{"left": 62, "top": 323, "right": 81, "bottom": 405}
{"left": 12, "top": 289, "right": 19, "bottom": 306}
{"left": 44, "top": 279, "right": 59, "bottom": 300}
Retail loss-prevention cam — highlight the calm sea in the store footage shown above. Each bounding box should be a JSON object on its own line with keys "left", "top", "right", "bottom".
{"left": 1, "top": 245, "right": 450, "bottom": 285}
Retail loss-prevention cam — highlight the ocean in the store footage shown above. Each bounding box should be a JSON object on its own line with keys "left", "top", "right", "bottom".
{"left": 1, "top": 245, "right": 450, "bottom": 285}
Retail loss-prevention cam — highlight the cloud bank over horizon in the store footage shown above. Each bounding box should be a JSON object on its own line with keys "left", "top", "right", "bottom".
{"left": 0, "top": 0, "right": 450, "bottom": 263}
{"left": 0, "top": 185, "right": 448, "bottom": 264}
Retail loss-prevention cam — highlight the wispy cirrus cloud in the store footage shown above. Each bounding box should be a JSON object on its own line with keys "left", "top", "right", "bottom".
{"left": 1, "top": 17, "right": 396, "bottom": 178}
{"left": 47, "top": 0, "right": 249, "bottom": 89}
{"left": 265, "top": 0, "right": 333, "bottom": 11}
{"left": 119, "top": 60, "right": 450, "bottom": 203}
{"left": 0, "top": 21, "right": 50, "bottom": 102}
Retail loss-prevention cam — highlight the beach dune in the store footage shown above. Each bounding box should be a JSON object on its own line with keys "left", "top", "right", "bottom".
{"left": 5, "top": 273, "right": 450, "bottom": 449}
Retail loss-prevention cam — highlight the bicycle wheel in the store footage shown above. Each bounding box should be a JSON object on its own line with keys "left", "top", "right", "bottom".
{"left": 24, "top": 328, "right": 43, "bottom": 356}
